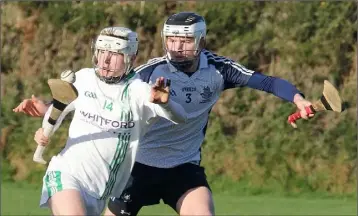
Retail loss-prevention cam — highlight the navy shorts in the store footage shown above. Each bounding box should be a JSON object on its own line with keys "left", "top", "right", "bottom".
{"left": 108, "top": 162, "right": 211, "bottom": 216}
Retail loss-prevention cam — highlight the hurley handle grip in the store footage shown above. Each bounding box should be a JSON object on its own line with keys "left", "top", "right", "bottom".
{"left": 288, "top": 106, "right": 315, "bottom": 127}
{"left": 33, "top": 123, "right": 53, "bottom": 165}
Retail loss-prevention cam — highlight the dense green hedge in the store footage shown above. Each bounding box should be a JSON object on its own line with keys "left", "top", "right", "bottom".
{"left": 1, "top": 1, "right": 356, "bottom": 195}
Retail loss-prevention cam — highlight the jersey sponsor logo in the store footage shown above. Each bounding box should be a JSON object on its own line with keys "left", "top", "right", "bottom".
{"left": 80, "top": 110, "right": 135, "bottom": 129}
{"left": 182, "top": 87, "right": 196, "bottom": 92}
{"left": 84, "top": 91, "right": 97, "bottom": 99}
{"left": 200, "top": 86, "right": 213, "bottom": 103}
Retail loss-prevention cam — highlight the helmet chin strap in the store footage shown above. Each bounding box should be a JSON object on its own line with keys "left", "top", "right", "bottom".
{"left": 169, "top": 59, "right": 194, "bottom": 72}
{"left": 167, "top": 49, "right": 201, "bottom": 72}
{"left": 94, "top": 69, "right": 126, "bottom": 84}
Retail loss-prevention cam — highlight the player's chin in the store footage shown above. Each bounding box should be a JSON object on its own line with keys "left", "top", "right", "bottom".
{"left": 98, "top": 69, "right": 123, "bottom": 77}
{"left": 98, "top": 70, "right": 114, "bottom": 77}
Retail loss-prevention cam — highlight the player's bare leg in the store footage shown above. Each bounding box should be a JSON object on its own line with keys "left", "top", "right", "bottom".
{"left": 48, "top": 189, "right": 86, "bottom": 215}
{"left": 176, "top": 186, "right": 214, "bottom": 216}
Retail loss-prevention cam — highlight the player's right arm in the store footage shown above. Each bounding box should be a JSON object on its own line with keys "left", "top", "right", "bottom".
{"left": 32, "top": 100, "right": 76, "bottom": 147}
{"left": 12, "top": 95, "right": 50, "bottom": 117}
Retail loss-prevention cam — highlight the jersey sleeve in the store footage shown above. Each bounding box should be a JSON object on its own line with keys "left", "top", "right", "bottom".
{"left": 203, "top": 50, "right": 255, "bottom": 90}
{"left": 245, "top": 72, "right": 304, "bottom": 102}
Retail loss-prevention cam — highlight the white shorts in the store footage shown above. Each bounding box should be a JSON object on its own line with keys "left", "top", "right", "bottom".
{"left": 40, "top": 171, "right": 105, "bottom": 216}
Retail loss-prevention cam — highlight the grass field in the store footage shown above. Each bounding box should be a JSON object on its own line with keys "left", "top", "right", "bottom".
{"left": 1, "top": 182, "right": 356, "bottom": 215}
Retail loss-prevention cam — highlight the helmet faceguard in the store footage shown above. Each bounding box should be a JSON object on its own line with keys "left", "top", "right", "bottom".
{"left": 92, "top": 27, "right": 138, "bottom": 84}
{"left": 161, "top": 12, "right": 206, "bottom": 71}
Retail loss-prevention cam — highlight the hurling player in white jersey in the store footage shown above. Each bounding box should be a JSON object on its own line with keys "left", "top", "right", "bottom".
{"left": 104, "top": 12, "right": 315, "bottom": 216}
{"left": 13, "top": 26, "right": 188, "bottom": 216}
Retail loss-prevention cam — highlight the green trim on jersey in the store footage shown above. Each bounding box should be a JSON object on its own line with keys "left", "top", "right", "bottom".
{"left": 101, "top": 81, "right": 133, "bottom": 200}
{"left": 121, "top": 70, "right": 135, "bottom": 101}
{"left": 44, "top": 171, "right": 63, "bottom": 198}
{"left": 100, "top": 132, "right": 131, "bottom": 199}
{"left": 126, "top": 70, "right": 136, "bottom": 80}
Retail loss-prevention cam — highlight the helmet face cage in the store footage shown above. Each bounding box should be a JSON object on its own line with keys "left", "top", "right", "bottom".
{"left": 92, "top": 27, "right": 138, "bottom": 84}
{"left": 161, "top": 12, "right": 206, "bottom": 70}
{"left": 162, "top": 31, "right": 204, "bottom": 63}
{"left": 93, "top": 50, "right": 124, "bottom": 73}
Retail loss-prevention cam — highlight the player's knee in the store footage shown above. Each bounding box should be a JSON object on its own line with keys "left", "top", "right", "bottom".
{"left": 107, "top": 197, "right": 139, "bottom": 216}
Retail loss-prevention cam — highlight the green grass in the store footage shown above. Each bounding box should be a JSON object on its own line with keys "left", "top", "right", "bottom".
{"left": 1, "top": 181, "right": 356, "bottom": 215}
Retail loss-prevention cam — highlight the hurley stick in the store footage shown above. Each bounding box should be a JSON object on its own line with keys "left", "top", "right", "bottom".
{"left": 288, "top": 80, "right": 342, "bottom": 128}
{"left": 33, "top": 70, "right": 78, "bottom": 164}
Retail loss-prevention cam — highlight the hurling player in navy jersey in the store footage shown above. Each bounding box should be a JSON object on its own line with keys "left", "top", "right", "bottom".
{"left": 105, "top": 12, "right": 313, "bottom": 216}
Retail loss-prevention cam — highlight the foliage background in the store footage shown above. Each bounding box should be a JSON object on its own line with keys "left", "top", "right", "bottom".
{"left": 1, "top": 1, "right": 356, "bottom": 196}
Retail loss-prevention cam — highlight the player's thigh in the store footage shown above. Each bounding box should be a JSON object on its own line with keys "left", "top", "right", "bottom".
{"left": 42, "top": 170, "right": 104, "bottom": 216}
{"left": 49, "top": 188, "right": 105, "bottom": 216}
{"left": 161, "top": 163, "right": 214, "bottom": 215}
{"left": 41, "top": 171, "right": 85, "bottom": 215}
{"left": 177, "top": 186, "right": 214, "bottom": 216}
{"left": 48, "top": 189, "right": 85, "bottom": 216}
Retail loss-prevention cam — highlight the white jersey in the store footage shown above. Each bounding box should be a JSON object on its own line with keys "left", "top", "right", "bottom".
{"left": 135, "top": 49, "right": 255, "bottom": 168}
{"left": 43, "top": 68, "right": 186, "bottom": 200}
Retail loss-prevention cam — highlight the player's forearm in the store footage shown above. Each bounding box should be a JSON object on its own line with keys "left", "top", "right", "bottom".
{"left": 246, "top": 72, "right": 304, "bottom": 102}
{"left": 155, "top": 99, "right": 188, "bottom": 124}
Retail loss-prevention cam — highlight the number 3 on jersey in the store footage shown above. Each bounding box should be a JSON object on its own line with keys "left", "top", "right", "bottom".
{"left": 185, "top": 93, "right": 192, "bottom": 103}
{"left": 103, "top": 100, "right": 113, "bottom": 111}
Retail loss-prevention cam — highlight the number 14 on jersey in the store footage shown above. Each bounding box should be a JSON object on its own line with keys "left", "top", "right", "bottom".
{"left": 103, "top": 100, "right": 113, "bottom": 111}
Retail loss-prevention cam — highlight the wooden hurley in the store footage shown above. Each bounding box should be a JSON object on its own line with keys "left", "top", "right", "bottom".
{"left": 33, "top": 72, "right": 78, "bottom": 164}
{"left": 288, "top": 80, "right": 342, "bottom": 128}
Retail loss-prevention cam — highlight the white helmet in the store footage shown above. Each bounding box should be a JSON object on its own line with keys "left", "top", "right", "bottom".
{"left": 92, "top": 27, "right": 138, "bottom": 84}
{"left": 161, "top": 12, "right": 206, "bottom": 70}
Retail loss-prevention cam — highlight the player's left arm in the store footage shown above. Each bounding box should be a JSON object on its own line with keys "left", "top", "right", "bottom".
{"left": 245, "top": 72, "right": 313, "bottom": 118}
{"left": 216, "top": 56, "right": 313, "bottom": 119}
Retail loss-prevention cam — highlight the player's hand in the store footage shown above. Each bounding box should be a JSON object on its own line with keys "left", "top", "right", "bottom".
{"left": 13, "top": 95, "right": 48, "bottom": 117}
{"left": 150, "top": 77, "right": 171, "bottom": 104}
{"left": 290, "top": 93, "right": 315, "bottom": 128}
{"left": 34, "top": 128, "right": 49, "bottom": 146}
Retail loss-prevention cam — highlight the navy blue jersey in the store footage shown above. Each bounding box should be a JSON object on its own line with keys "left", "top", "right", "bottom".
{"left": 134, "top": 50, "right": 254, "bottom": 168}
